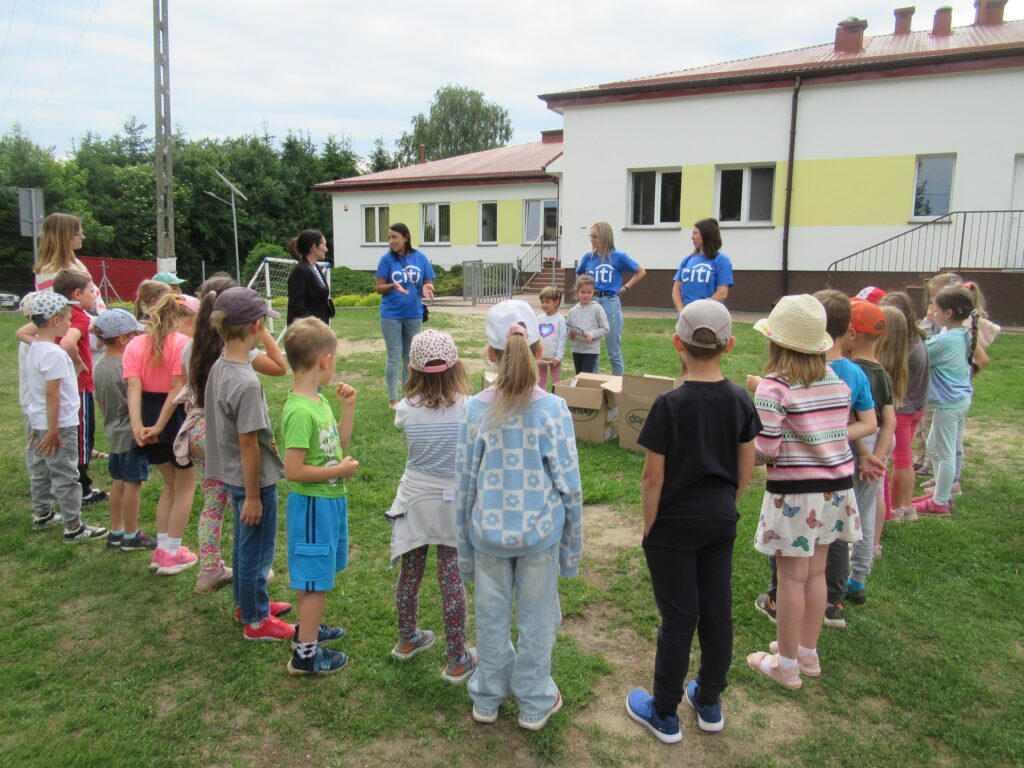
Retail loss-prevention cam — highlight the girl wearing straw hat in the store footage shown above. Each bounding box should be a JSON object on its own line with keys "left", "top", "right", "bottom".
{"left": 744, "top": 295, "right": 862, "bottom": 690}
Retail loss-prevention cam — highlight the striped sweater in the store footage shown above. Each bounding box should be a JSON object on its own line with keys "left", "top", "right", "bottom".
{"left": 753, "top": 370, "right": 854, "bottom": 493}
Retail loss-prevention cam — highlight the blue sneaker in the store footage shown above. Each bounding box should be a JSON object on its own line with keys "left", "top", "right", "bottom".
{"left": 625, "top": 688, "right": 682, "bottom": 744}
{"left": 684, "top": 680, "right": 724, "bottom": 733}
{"left": 293, "top": 624, "right": 346, "bottom": 644}
{"left": 846, "top": 578, "right": 866, "bottom": 605}
{"left": 286, "top": 647, "right": 349, "bottom": 676}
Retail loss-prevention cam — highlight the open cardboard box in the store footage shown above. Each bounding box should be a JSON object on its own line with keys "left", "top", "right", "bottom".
{"left": 602, "top": 374, "right": 684, "bottom": 452}
{"left": 553, "top": 373, "right": 620, "bottom": 444}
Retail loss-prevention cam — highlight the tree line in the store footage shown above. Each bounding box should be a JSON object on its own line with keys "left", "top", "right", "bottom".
{"left": 0, "top": 85, "right": 513, "bottom": 283}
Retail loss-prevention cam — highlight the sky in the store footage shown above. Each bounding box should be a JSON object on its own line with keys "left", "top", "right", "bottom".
{"left": 0, "top": 0, "right": 1009, "bottom": 161}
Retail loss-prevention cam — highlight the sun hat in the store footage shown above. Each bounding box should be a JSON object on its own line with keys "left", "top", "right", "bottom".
{"left": 409, "top": 329, "right": 459, "bottom": 373}
{"left": 485, "top": 300, "right": 541, "bottom": 350}
{"left": 753, "top": 294, "right": 833, "bottom": 353}
{"left": 93, "top": 308, "right": 144, "bottom": 339}
{"left": 855, "top": 286, "right": 886, "bottom": 304}
{"left": 213, "top": 287, "right": 280, "bottom": 324}
{"left": 23, "top": 291, "right": 68, "bottom": 321}
{"left": 850, "top": 298, "right": 887, "bottom": 335}
{"left": 676, "top": 299, "right": 732, "bottom": 348}
{"left": 153, "top": 271, "right": 186, "bottom": 285}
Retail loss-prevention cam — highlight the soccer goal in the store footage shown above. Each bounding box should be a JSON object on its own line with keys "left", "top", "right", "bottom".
{"left": 246, "top": 257, "right": 331, "bottom": 339}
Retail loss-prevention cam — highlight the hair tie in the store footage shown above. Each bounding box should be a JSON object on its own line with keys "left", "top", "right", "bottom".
{"left": 963, "top": 281, "right": 974, "bottom": 290}
{"left": 506, "top": 323, "right": 527, "bottom": 340}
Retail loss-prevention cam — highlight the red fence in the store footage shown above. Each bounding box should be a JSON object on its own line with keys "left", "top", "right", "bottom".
{"left": 78, "top": 256, "right": 157, "bottom": 303}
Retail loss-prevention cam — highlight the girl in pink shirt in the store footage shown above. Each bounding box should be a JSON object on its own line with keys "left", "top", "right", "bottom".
{"left": 124, "top": 293, "right": 198, "bottom": 576}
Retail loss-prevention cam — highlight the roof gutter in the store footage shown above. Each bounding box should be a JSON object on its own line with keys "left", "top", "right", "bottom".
{"left": 781, "top": 76, "right": 801, "bottom": 296}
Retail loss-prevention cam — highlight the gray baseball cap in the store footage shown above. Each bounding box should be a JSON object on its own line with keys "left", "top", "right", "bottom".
{"left": 675, "top": 300, "right": 732, "bottom": 348}
{"left": 213, "top": 287, "right": 280, "bottom": 324}
{"left": 93, "top": 308, "right": 144, "bottom": 339}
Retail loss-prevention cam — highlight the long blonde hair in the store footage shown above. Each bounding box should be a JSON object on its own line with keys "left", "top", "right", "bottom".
{"left": 145, "top": 292, "right": 191, "bottom": 366}
{"left": 489, "top": 333, "right": 539, "bottom": 423}
{"left": 880, "top": 291, "right": 926, "bottom": 344}
{"left": 34, "top": 213, "right": 82, "bottom": 274}
{"left": 875, "top": 307, "right": 908, "bottom": 407}
{"left": 590, "top": 221, "right": 615, "bottom": 260}
{"left": 135, "top": 279, "right": 171, "bottom": 318}
{"left": 764, "top": 342, "right": 826, "bottom": 387}
{"left": 405, "top": 364, "right": 470, "bottom": 410}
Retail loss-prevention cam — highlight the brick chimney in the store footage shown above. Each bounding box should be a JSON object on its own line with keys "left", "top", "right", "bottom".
{"left": 974, "top": 0, "right": 1008, "bottom": 26}
{"left": 932, "top": 6, "right": 953, "bottom": 36}
{"left": 419, "top": 143, "right": 426, "bottom": 164}
{"left": 834, "top": 17, "right": 869, "bottom": 53}
{"left": 540, "top": 129, "right": 563, "bottom": 144}
{"left": 894, "top": 6, "right": 915, "bottom": 35}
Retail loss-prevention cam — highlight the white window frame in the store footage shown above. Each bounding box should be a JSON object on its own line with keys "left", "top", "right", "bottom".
{"left": 715, "top": 164, "right": 776, "bottom": 225}
{"left": 524, "top": 199, "right": 557, "bottom": 244}
{"left": 911, "top": 154, "right": 956, "bottom": 221}
{"left": 627, "top": 168, "right": 682, "bottom": 227}
{"left": 421, "top": 202, "right": 451, "bottom": 245}
{"left": 362, "top": 204, "right": 389, "bottom": 245}
{"left": 479, "top": 201, "right": 498, "bottom": 244}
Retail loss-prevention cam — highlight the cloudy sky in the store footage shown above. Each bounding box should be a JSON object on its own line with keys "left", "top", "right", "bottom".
{"left": 0, "top": 0, "right": 1006, "bottom": 159}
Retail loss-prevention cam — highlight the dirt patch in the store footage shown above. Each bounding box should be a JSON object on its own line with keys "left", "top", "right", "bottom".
{"left": 585, "top": 503, "right": 642, "bottom": 554}
{"left": 964, "top": 417, "right": 1021, "bottom": 475}
{"left": 336, "top": 338, "right": 386, "bottom": 356}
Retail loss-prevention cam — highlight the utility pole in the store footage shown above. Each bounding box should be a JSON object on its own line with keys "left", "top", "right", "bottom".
{"left": 153, "top": 0, "right": 176, "bottom": 271}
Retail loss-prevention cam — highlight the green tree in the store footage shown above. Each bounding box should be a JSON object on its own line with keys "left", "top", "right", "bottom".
{"left": 368, "top": 136, "right": 398, "bottom": 173}
{"left": 395, "top": 85, "right": 512, "bottom": 166}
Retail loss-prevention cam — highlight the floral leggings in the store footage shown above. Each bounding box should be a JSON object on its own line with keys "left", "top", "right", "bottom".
{"left": 396, "top": 545, "right": 467, "bottom": 661}
{"left": 188, "top": 414, "right": 229, "bottom": 571}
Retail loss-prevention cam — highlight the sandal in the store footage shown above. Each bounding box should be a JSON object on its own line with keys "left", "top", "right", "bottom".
{"left": 747, "top": 651, "right": 802, "bottom": 689}
{"left": 91, "top": 449, "right": 110, "bottom": 460}
{"left": 769, "top": 641, "right": 821, "bottom": 677}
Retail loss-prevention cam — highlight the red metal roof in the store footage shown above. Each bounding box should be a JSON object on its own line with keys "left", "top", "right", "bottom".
{"left": 541, "top": 19, "right": 1024, "bottom": 106}
{"left": 315, "top": 138, "right": 562, "bottom": 192}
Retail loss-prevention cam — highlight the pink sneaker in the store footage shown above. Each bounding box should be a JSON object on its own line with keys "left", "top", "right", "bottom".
{"left": 154, "top": 547, "right": 199, "bottom": 576}
{"left": 244, "top": 615, "right": 296, "bottom": 642}
{"left": 914, "top": 496, "right": 952, "bottom": 516}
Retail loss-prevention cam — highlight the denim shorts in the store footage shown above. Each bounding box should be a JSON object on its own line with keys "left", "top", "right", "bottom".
{"left": 286, "top": 492, "right": 349, "bottom": 592}
{"left": 108, "top": 445, "right": 150, "bottom": 483}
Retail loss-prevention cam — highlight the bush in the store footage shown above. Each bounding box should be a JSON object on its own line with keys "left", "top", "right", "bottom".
{"left": 329, "top": 266, "right": 376, "bottom": 296}
{"left": 244, "top": 242, "right": 290, "bottom": 285}
{"left": 431, "top": 264, "right": 463, "bottom": 297}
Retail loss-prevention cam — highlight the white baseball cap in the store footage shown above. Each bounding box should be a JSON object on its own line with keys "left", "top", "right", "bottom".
{"left": 485, "top": 300, "right": 541, "bottom": 350}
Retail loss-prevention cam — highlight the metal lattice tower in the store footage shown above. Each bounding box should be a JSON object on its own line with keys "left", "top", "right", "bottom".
{"left": 153, "top": 0, "right": 175, "bottom": 261}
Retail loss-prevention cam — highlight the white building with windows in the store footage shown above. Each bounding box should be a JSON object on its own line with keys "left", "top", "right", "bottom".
{"left": 539, "top": 3, "right": 1024, "bottom": 316}
{"left": 316, "top": 132, "right": 562, "bottom": 270}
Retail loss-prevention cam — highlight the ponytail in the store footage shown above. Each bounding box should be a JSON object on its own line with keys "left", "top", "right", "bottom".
{"left": 488, "top": 331, "right": 539, "bottom": 423}
{"left": 188, "top": 275, "right": 236, "bottom": 408}
{"left": 967, "top": 309, "right": 980, "bottom": 368}
{"left": 146, "top": 292, "right": 189, "bottom": 366}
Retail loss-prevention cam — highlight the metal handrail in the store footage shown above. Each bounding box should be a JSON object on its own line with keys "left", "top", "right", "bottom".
{"left": 516, "top": 235, "right": 559, "bottom": 292}
{"left": 828, "top": 210, "right": 1024, "bottom": 275}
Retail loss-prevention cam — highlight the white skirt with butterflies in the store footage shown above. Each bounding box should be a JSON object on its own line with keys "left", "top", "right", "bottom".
{"left": 753, "top": 489, "right": 862, "bottom": 558}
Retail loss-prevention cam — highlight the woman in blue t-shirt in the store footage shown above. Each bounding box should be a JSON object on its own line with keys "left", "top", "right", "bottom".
{"left": 671, "top": 219, "right": 733, "bottom": 312}
{"left": 575, "top": 221, "right": 646, "bottom": 375}
{"left": 376, "top": 223, "right": 435, "bottom": 407}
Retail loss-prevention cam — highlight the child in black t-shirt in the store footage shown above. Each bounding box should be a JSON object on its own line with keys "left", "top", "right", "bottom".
{"left": 625, "top": 300, "right": 760, "bottom": 745}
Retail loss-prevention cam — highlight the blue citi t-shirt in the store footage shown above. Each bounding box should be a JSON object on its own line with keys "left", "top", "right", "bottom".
{"left": 376, "top": 249, "right": 435, "bottom": 320}
{"left": 673, "top": 252, "right": 734, "bottom": 305}
{"left": 576, "top": 250, "right": 639, "bottom": 294}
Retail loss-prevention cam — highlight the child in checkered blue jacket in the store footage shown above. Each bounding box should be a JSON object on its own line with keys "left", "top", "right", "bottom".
{"left": 455, "top": 300, "right": 583, "bottom": 731}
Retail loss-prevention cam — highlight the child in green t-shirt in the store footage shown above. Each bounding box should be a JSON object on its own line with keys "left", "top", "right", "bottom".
{"left": 281, "top": 318, "right": 360, "bottom": 676}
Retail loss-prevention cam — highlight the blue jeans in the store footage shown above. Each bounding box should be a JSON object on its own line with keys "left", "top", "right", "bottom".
{"left": 928, "top": 402, "right": 969, "bottom": 504}
{"left": 381, "top": 316, "right": 422, "bottom": 401}
{"left": 227, "top": 484, "right": 278, "bottom": 625}
{"left": 468, "top": 545, "right": 562, "bottom": 724}
{"left": 594, "top": 294, "right": 624, "bottom": 375}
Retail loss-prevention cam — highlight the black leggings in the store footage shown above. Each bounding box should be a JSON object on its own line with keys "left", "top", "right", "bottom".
{"left": 572, "top": 353, "right": 598, "bottom": 375}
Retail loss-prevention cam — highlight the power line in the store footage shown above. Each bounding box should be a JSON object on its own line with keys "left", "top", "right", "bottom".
{"left": 27, "top": 0, "right": 102, "bottom": 130}
{"left": 0, "top": 0, "right": 44, "bottom": 122}
{"left": 0, "top": 1, "right": 18, "bottom": 77}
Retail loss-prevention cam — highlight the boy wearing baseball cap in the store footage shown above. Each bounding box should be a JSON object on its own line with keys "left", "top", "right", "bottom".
{"left": 22, "top": 292, "right": 108, "bottom": 542}
{"left": 204, "top": 288, "right": 295, "bottom": 641}
{"left": 626, "top": 300, "right": 761, "bottom": 743}
{"left": 93, "top": 309, "right": 158, "bottom": 551}
{"left": 840, "top": 299, "right": 895, "bottom": 605}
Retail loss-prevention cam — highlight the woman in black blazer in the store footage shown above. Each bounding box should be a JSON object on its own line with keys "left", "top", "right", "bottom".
{"left": 286, "top": 229, "right": 335, "bottom": 325}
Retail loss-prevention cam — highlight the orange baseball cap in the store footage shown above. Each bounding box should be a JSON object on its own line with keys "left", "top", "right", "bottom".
{"left": 850, "top": 298, "right": 887, "bottom": 335}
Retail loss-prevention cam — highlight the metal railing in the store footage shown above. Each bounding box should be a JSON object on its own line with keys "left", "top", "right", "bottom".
{"left": 516, "top": 235, "right": 559, "bottom": 292}
{"left": 828, "top": 211, "right": 1024, "bottom": 275}
{"left": 462, "top": 260, "right": 515, "bottom": 305}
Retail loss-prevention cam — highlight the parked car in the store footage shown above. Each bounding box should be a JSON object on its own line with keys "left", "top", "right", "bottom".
{"left": 0, "top": 292, "right": 20, "bottom": 310}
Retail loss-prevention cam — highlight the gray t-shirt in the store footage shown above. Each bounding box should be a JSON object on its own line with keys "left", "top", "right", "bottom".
{"left": 204, "top": 357, "right": 284, "bottom": 488}
{"left": 566, "top": 302, "right": 610, "bottom": 354}
{"left": 93, "top": 354, "right": 134, "bottom": 454}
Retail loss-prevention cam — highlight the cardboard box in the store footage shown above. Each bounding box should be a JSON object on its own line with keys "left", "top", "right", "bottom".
{"left": 554, "top": 373, "right": 620, "bottom": 444}
{"left": 603, "top": 374, "right": 682, "bottom": 452}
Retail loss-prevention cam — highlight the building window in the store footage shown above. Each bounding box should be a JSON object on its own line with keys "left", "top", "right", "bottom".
{"left": 914, "top": 155, "right": 955, "bottom": 217}
{"left": 480, "top": 202, "right": 498, "bottom": 243}
{"left": 525, "top": 199, "right": 557, "bottom": 242}
{"left": 717, "top": 165, "right": 775, "bottom": 224}
{"left": 629, "top": 169, "right": 682, "bottom": 226}
{"left": 362, "top": 205, "right": 389, "bottom": 244}
{"left": 421, "top": 203, "right": 450, "bottom": 244}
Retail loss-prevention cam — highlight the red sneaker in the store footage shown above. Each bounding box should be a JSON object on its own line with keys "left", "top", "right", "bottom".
{"left": 243, "top": 615, "right": 297, "bottom": 642}
{"left": 235, "top": 601, "right": 292, "bottom": 624}
{"left": 914, "top": 496, "right": 952, "bottom": 516}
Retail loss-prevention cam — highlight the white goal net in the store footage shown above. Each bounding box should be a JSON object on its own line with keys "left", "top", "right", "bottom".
{"left": 246, "top": 257, "right": 331, "bottom": 339}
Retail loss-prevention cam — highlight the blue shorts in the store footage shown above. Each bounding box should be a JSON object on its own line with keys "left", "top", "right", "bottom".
{"left": 108, "top": 446, "right": 150, "bottom": 483}
{"left": 286, "top": 492, "right": 349, "bottom": 592}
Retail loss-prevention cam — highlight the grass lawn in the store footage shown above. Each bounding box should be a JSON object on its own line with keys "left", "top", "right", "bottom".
{"left": 0, "top": 307, "right": 1021, "bottom": 767}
